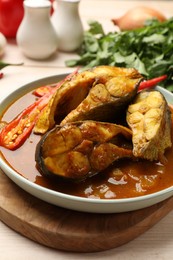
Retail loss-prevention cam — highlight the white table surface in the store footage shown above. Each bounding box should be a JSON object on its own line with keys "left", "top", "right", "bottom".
{"left": 1, "top": 1, "right": 173, "bottom": 259}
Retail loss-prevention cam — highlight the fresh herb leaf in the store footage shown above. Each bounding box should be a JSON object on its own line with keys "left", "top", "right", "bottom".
{"left": 0, "top": 61, "right": 23, "bottom": 69}
{"left": 87, "top": 20, "right": 105, "bottom": 35}
{"left": 66, "top": 19, "right": 173, "bottom": 91}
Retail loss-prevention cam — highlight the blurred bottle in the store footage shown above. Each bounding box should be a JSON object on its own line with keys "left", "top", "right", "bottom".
{"left": 51, "top": 0, "right": 84, "bottom": 52}
{"left": 16, "top": 0, "right": 58, "bottom": 60}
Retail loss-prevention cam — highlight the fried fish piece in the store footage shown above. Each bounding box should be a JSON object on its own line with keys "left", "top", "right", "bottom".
{"left": 126, "top": 90, "right": 172, "bottom": 161}
{"left": 34, "top": 66, "right": 143, "bottom": 134}
{"left": 34, "top": 70, "right": 96, "bottom": 134}
{"left": 61, "top": 66, "right": 143, "bottom": 125}
{"left": 35, "top": 121, "right": 133, "bottom": 181}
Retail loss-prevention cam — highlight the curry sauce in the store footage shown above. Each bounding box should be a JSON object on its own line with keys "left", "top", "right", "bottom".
{"left": 0, "top": 90, "right": 173, "bottom": 199}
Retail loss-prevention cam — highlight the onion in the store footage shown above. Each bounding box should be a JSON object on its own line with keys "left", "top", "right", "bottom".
{"left": 112, "top": 6, "right": 167, "bottom": 30}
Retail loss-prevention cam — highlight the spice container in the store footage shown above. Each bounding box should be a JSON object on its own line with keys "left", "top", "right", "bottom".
{"left": 51, "top": 0, "right": 84, "bottom": 52}
{"left": 16, "top": 0, "right": 58, "bottom": 60}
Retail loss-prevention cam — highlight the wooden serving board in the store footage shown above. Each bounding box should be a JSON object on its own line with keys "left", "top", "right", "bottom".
{"left": 0, "top": 169, "right": 173, "bottom": 253}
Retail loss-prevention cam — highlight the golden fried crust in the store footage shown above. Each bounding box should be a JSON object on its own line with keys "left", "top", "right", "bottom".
{"left": 36, "top": 121, "right": 133, "bottom": 180}
{"left": 34, "top": 71, "right": 96, "bottom": 134}
{"left": 127, "top": 90, "right": 172, "bottom": 161}
{"left": 34, "top": 66, "right": 143, "bottom": 134}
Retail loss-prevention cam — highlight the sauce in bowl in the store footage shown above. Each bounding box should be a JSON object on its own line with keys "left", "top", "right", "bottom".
{"left": 0, "top": 89, "right": 173, "bottom": 200}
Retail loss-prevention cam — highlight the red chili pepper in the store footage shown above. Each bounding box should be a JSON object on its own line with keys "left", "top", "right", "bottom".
{"left": 0, "top": 72, "right": 3, "bottom": 78}
{"left": 33, "top": 83, "right": 61, "bottom": 97}
{"left": 0, "top": 96, "right": 50, "bottom": 150}
{"left": 33, "top": 69, "right": 78, "bottom": 97}
{"left": 139, "top": 75, "right": 167, "bottom": 91}
{"left": 0, "top": 70, "right": 78, "bottom": 150}
{"left": 33, "top": 85, "right": 56, "bottom": 97}
{"left": 33, "top": 69, "right": 79, "bottom": 97}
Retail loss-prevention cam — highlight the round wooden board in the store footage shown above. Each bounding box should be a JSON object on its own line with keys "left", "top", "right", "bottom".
{"left": 0, "top": 169, "right": 173, "bottom": 253}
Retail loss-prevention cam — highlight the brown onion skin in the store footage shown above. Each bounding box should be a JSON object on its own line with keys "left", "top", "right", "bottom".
{"left": 112, "top": 6, "right": 167, "bottom": 30}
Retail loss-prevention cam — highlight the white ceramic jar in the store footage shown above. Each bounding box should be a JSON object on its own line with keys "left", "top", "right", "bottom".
{"left": 16, "top": 0, "right": 58, "bottom": 60}
{"left": 51, "top": 0, "right": 84, "bottom": 52}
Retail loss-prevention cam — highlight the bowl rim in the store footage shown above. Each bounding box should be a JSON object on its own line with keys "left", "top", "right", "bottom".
{"left": 0, "top": 73, "right": 173, "bottom": 213}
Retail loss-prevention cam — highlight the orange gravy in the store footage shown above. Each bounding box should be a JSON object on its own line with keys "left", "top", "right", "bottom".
{"left": 0, "top": 90, "right": 173, "bottom": 199}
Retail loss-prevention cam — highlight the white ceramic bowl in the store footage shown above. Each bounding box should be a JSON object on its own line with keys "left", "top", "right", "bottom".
{"left": 0, "top": 74, "right": 173, "bottom": 213}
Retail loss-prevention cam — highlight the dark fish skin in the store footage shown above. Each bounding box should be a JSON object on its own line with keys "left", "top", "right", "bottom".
{"left": 34, "top": 66, "right": 143, "bottom": 134}
{"left": 126, "top": 90, "right": 172, "bottom": 161}
{"left": 35, "top": 120, "right": 133, "bottom": 181}
{"left": 34, "top": 70, "right": 96, "bottom": 134}
{"left": 61, "top": 66, "right": 143, "bottom": 125}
